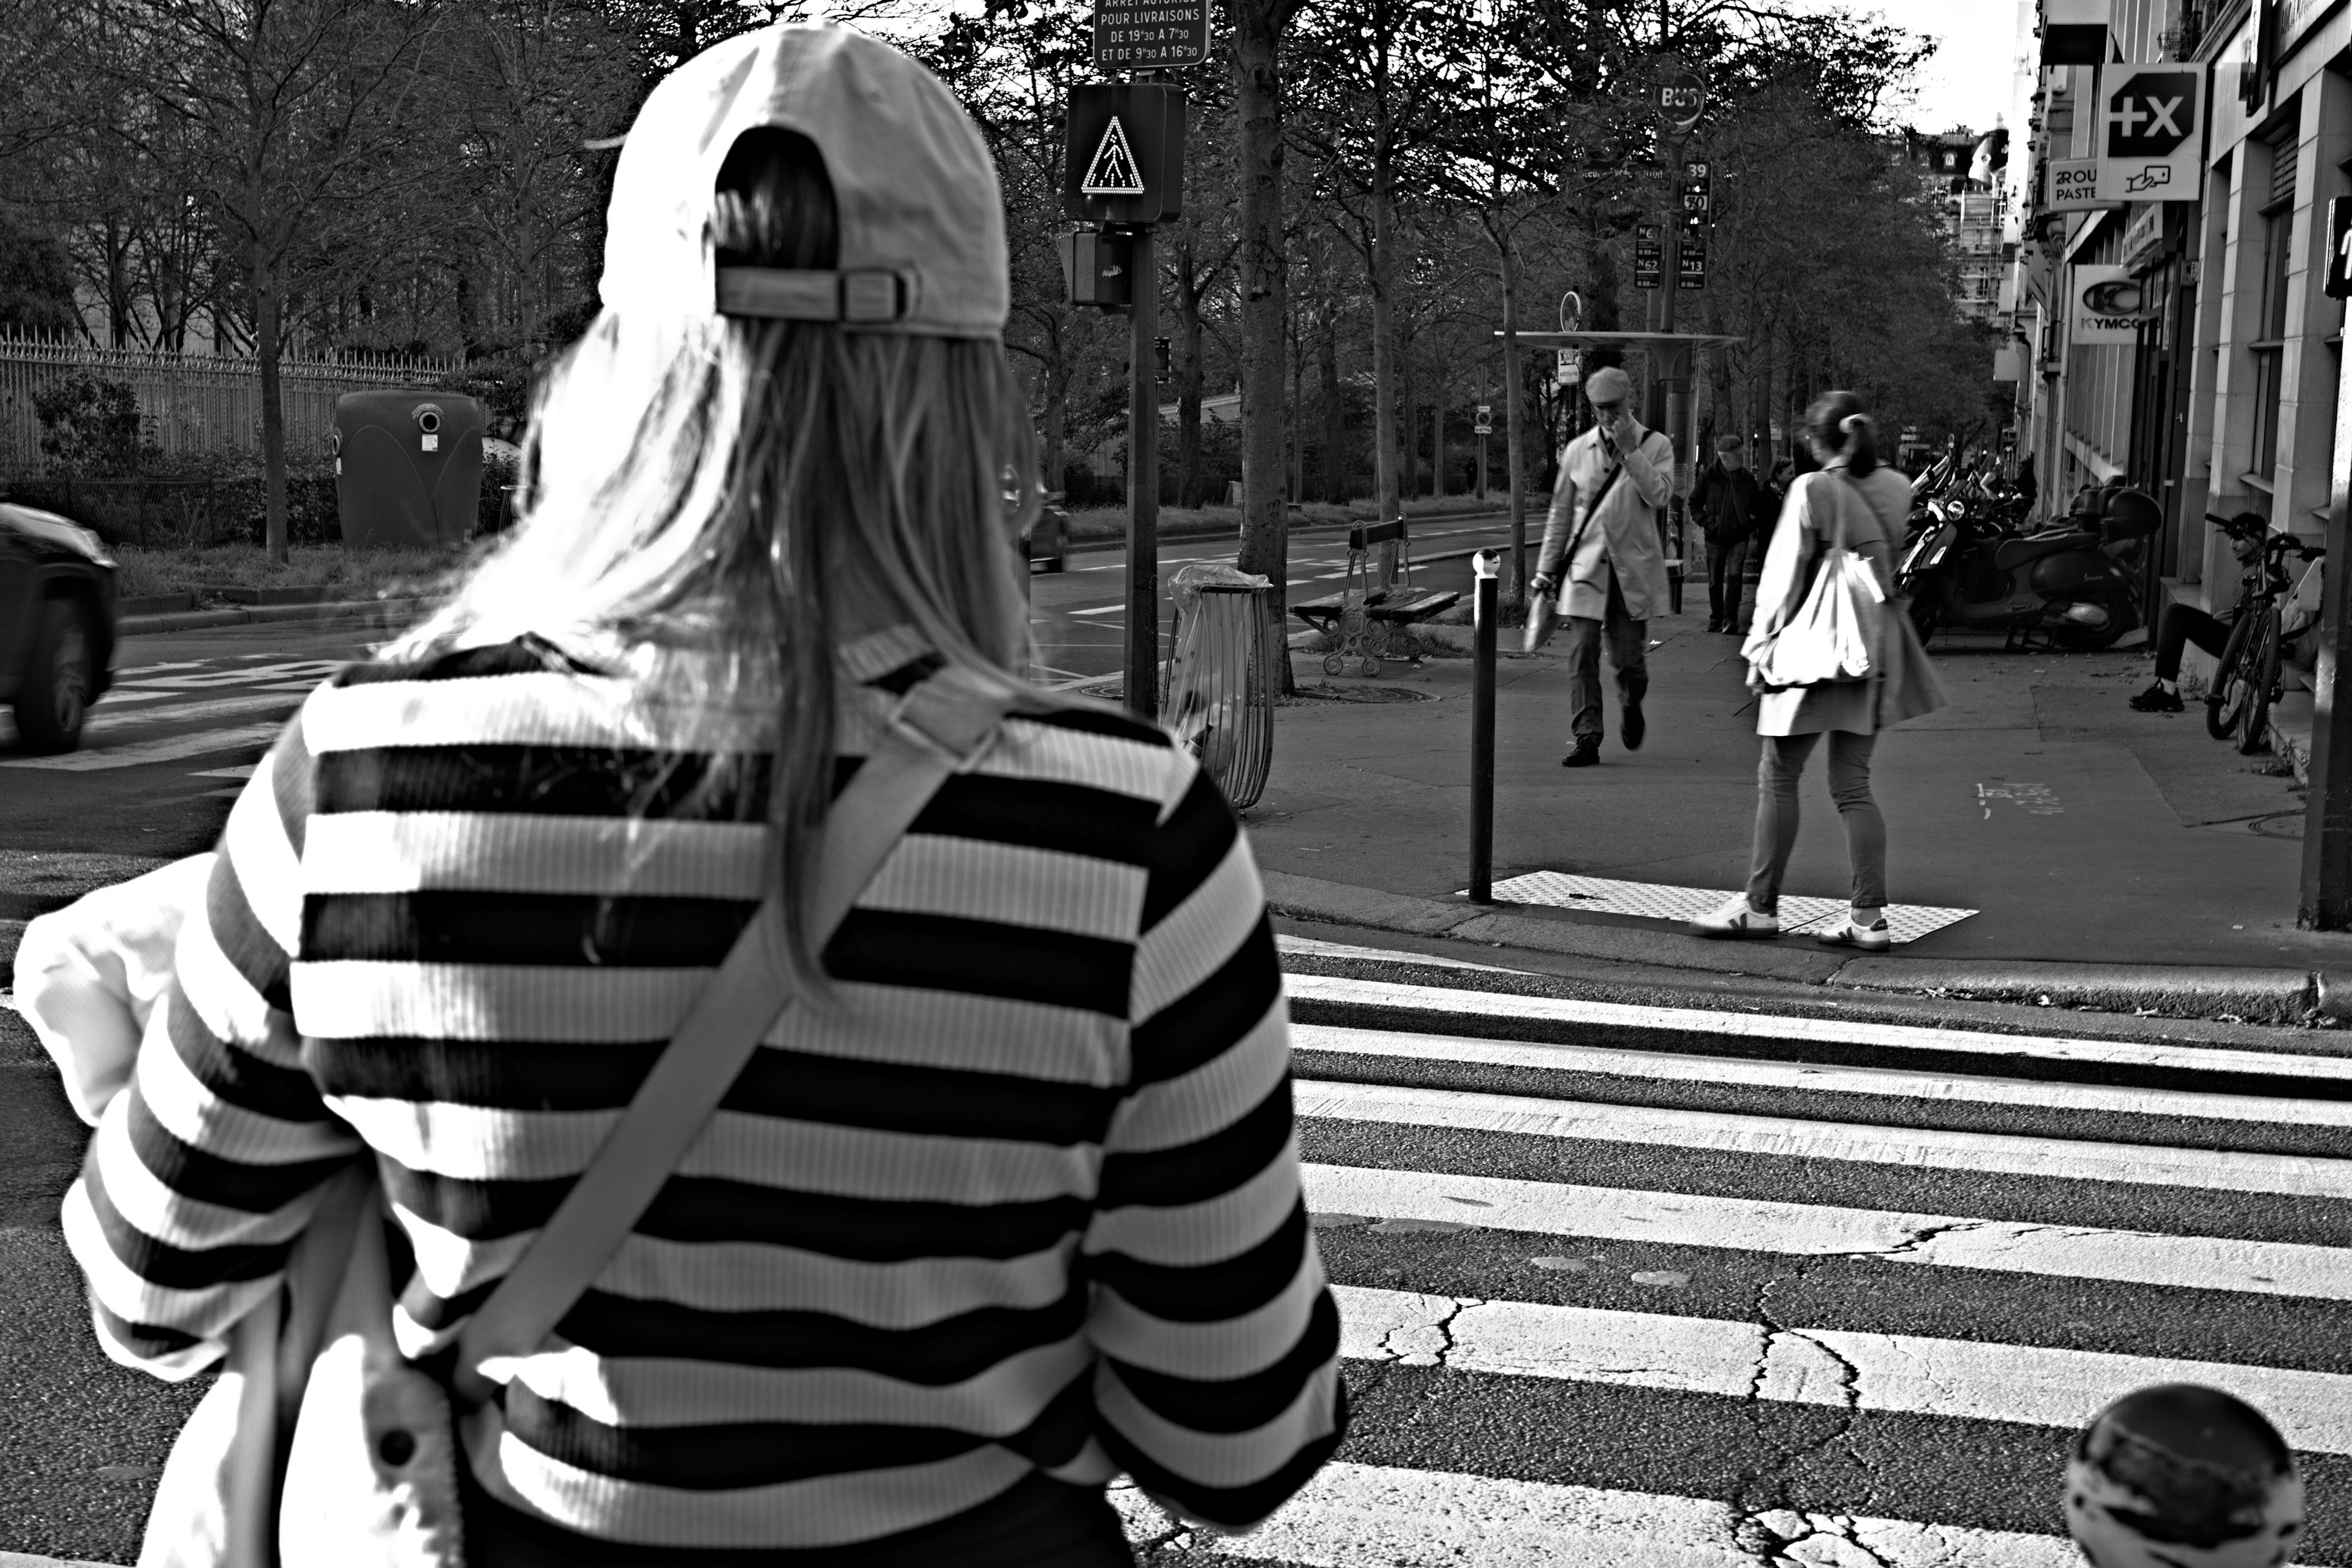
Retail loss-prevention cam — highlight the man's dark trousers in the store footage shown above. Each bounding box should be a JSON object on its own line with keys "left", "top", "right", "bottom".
{"left": 1562, "top": 571, "right": 1647, "bottom": 744}
{"left": 1708, "top": 532, "right": 1752, "bottom": 632}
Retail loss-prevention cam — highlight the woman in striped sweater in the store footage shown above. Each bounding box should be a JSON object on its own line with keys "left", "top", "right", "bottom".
{"left": 62, "top": 26, "right": 1344, "bottom": 1564}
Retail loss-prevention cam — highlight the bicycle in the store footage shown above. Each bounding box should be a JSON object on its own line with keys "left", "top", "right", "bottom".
{"left": 2205, "top": 517, "right": 2325, "bottom": 755}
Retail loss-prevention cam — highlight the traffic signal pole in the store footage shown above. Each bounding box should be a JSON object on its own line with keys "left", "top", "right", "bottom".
{"left": 1125, "top": 223, "right": 1159, "bottom": 719}
{"left": 1657, "top": 140, "right": 1687, "bottom": 619}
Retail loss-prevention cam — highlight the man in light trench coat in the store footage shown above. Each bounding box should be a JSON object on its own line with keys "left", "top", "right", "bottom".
{"left": 1531, "top": 364, "right": 1675, "bottom": 767}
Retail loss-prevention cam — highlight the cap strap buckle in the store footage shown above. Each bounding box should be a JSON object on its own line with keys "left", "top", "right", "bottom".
{"left": 717, "top": 266, "right": 907, "bottom": 323}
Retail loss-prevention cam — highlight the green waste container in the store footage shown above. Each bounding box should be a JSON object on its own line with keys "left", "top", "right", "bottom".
{"left": 332, "top": 391, "right": 484, "bottom": 548}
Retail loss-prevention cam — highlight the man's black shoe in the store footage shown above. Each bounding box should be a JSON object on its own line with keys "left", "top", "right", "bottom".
{"left": 1622, "top": 700, "right": 1646, "bottom": 752}
{"left": 2128, "top": 682, "right": 2184, "bottom": 714}
{"left": 1562, "top": 739, "right": 1601, "bottom": 767}
{"left": 1705, "top": 620, "right": 1723, "bottom": 633}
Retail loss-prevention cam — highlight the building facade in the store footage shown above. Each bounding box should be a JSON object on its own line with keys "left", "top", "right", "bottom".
{"left": 2009, "top": 0, "right": 2351, "bottom": 634}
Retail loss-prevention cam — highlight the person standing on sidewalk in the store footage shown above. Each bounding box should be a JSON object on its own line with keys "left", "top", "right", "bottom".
{"left": 1693, "top": 390, "right": 1936, "bottom": 952}
{"left": 1689, "top": 433, "right": 1764, "bottom": 635}
{"left": 1530, "top": 364, "right": 1674, "bottom": 767}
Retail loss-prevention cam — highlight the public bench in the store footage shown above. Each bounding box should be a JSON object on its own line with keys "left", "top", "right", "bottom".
{"left": 1291, "top": 518, "right": 1461, "bottom": 677}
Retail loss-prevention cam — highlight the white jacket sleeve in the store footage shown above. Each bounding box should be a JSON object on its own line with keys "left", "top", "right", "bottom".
{"left": 18, "top": 854, "right": 217, "bottom": 1127}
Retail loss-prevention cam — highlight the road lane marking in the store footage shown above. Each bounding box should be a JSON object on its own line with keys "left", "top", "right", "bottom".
{"left": 1301, "top": 1163, "right": 2352, "bottom": 1300}
{"left": 1109, "top": 1462, "right": 2087, "bottom": 1567}
{"left": 1292, "top": 1023, "right": 2352, "bottom": 1128}
{"left": 1068, "top": 605, "right": 1125, "bottom": 615}
{"left": 1296, "top": 1079, "right": 2352, "bottom": 1198}
{"left": 1331, "top": 1285, "right": 2352, "bottom": 1453}
{"left": 0, "top": 723, "right": 286, "bottom": 772}
{"left": 1286, "top": 974, "right": 2352, "bottom": 1083}
{"left": 1474, "top": 870, "right": 1975, "bottom": 942}
{"left": 79, "top": 692, "right": 304, "bottom": 737}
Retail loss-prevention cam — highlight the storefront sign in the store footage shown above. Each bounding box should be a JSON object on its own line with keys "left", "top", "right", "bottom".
{"left": 2096, "top": 63, "right": 2207, "bottom": 203}
{"left": 2122, "top": 205, "right": 2167, "bottom": 268}
{"left": 2278, "top": 0, "right": 2346, "bottom": 61}
{"left": 2070, "top": 265, "right": 2144, "bottom": 345}
{"left": 2047, "top": 157, "right": 2109, "bottom": 214}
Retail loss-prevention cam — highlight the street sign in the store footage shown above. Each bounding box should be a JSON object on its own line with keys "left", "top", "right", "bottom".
{"left": 2094, "top": 62, "right": 2206, "bottom": 203}
{"left": 1474, "top": 402, "right": 1492, "bottom": 434}
{"left": 1555, "top": 349, "right": 1580, "bottom": 388}
{"left": 1092, "top": 0, "right": 1211, "bottom": 70}
{"left": 1065, "top": 83, "right": 1186, "bottom": 224}
{"left": 1656, "top": 69, "right": 1705, "bottom": 133}
{"left": 1634, "top": 222, "right": 1662, "bottom": 290}
{"left": 1678, "top": 239, "right": 1707, "bottom": 290}
{"left": 1678, "top": 160, "right": 1712, "bottom": 223}
{"left": 2328, "top": 197, "right": 2352, "bottom": 300}
{"left": 1082, "top": 117, "right": 1145, "bottom": 195}
{"left": 2046, "top": 156, "right": 2111, "bottom": 215}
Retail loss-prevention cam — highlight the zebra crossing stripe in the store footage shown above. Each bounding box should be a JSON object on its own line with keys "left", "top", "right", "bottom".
{"left": 1295, "top": 1022, "right": 2352, "bottom": 1127}
{"left": 1294, "top": 1079, "right": 2352, "bottom": 1199}
{"left": 1286, "top": 973, "right": 2352, "bottom": 1083}
{"left": 1301, "top": 1163, "right": 2352, "bottom": 1300}
{"left": 80, "top": 691, "right": 303, "bottom": 736}
{"left": 1332, "top": 1285, "right": 2352, "bottom": 1453}
{"left": 1109, "top": 1462, "right": 2091, "bottom": 1567}
{"left": 0, "top": 724, "right": 288, "bottom": 774}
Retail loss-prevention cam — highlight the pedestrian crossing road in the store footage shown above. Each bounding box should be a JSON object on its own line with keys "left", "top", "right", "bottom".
{"left": 2, "top": 900, "right": 2349, "bottom": 1563}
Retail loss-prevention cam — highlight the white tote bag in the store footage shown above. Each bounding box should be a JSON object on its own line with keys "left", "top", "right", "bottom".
{"left": 1748, "top": 473, "right": 1885, "bottom": 692}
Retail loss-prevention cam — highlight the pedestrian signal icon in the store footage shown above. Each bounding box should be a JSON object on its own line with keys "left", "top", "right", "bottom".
{"left": 1082, "top": 117, "right": 1146, "bottom": 196}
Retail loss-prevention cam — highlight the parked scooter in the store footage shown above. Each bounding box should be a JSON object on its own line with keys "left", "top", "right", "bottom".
{"left": 1896, "top": 483, "right": 2160, "bottom": 650}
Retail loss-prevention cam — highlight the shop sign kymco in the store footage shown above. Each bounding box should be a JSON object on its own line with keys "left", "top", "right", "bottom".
{"left": 2095, "top": 62, "right": 2206, "bottom": 203}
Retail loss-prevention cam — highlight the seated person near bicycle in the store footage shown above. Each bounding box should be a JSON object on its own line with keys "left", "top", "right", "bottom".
{"left": 2130, "top": 511, "right": 2313, "bottom": 712}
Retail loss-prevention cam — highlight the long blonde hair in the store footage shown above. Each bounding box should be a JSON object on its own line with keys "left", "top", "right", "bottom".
{"left": 392, "top": 128, "right": 1042, "bottom": 982}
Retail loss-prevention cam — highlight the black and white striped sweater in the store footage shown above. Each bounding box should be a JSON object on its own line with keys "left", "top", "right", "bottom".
{"left": 64, "top": 627, "right": 1344, "bottom": 1556}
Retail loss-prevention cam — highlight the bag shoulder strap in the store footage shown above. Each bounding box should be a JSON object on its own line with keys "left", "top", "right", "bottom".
{"left": 452, "top": 663, "right": 1018, "bottom": 1404}
{"left": 1559, "top": 454, "right": 1626, "bottom": 575}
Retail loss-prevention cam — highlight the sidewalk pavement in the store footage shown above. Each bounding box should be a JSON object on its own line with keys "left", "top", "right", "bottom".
{"left": 1248, "top": 616, "right": 2352, "bottom": 1022}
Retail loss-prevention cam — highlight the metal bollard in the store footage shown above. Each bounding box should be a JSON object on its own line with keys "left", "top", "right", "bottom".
{"left": 1470, "top": 551, "right": 1498, "bottom": 903}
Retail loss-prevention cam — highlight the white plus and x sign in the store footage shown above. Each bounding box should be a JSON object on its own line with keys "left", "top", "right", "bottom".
{"left": 2108, "top": 94, "right": 2186, "bottom": 140}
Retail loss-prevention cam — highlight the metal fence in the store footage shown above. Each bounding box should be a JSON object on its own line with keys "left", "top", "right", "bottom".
{"left": 0, "top": 334, "right": 460, "bottom": 475}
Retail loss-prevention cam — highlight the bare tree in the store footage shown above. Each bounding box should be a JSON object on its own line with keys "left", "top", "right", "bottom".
{"left": 105, "top": 0, "right": 451, "bottom": 558}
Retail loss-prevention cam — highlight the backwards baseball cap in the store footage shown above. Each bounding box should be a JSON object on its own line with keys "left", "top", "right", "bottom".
{"left": 598, "top": 25, "right": 1008, "bottom": 339}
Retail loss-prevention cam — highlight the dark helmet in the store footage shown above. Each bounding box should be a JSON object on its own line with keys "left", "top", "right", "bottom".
{"left": 2101, "top": 486, "right": 2163, "bottom": 540}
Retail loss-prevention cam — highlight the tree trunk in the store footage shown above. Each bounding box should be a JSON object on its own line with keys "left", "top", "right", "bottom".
{"left": 1400, "top": 353, "right": 1418, "bottom": 502}
{"left": 1494, "top": 228, "right": 1527, "bottom": 611}
{"left": 254, "top": 245, "right": 288, "bottom": 563}
{"left": 1369, "top": 70, "right": 1398, "bottom": 529}
{"left": 1317, "top": 319, "right": 1343, "bottom": 502}
{"left": 1231, "top": 0, "right": 1292, "bottom": 687}
{"left": 1420, "top": 392, "right": 1439, "bottom": 496}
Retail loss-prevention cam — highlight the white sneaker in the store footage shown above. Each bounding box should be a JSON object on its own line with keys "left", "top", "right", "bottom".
{"left": 1815, "top": 918, "right": 1893, "bottom": 952}
{"left": 1687, "top": 897, "right": 1779, "bottom": 940}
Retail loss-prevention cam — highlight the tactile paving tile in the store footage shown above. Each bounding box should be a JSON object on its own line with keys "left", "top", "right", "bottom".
{"left": 1468, "top": 872, "right": 1976, "bottom": 946}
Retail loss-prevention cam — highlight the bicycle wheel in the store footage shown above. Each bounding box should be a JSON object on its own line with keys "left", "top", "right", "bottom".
{"left": 2205, "top": 611, "right": 2260, "bottom": 740}
{"left": 2237, "top": 612, "right": 2283, "bottom": 756}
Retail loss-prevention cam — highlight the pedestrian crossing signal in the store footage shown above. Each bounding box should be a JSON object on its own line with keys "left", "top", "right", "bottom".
{"left": 1082, "top": 117, "right": 1147, "bottom": 196}
{"left": 1065, "top": 82, "right": 1183, "bottom": 223}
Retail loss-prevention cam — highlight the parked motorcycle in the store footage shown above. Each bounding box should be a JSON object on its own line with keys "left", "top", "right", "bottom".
{"left": 1896, "top": 484, "right": 2159, "bottom": 650}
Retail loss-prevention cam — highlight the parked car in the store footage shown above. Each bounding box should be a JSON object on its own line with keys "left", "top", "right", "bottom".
{"left": 0, "top": 503, "right": 117, "bottom": 752}
{"left": 1027, "top": 491, "right": 1069, "bottom": 573}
